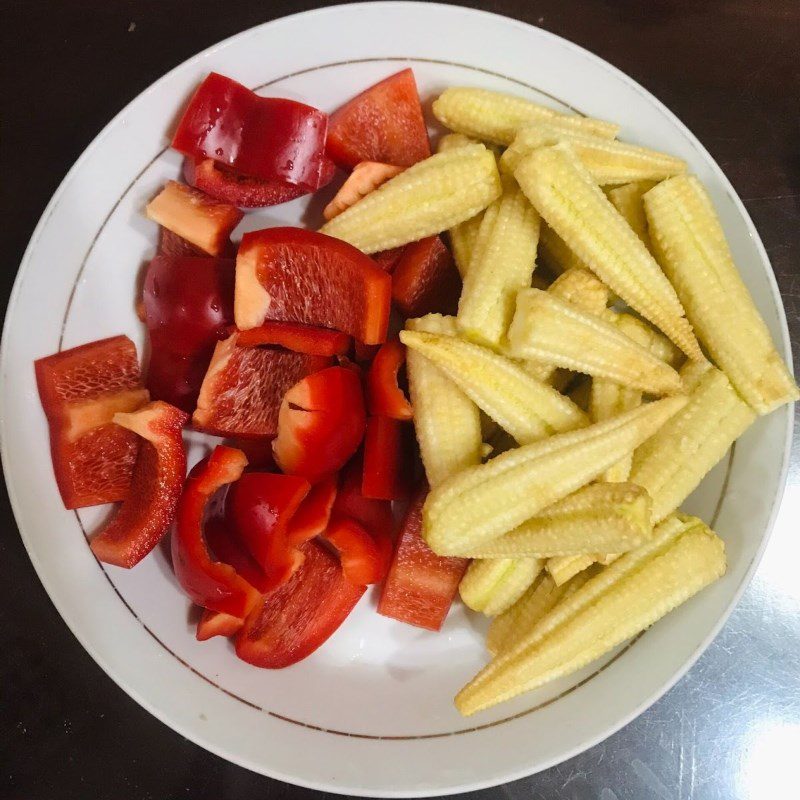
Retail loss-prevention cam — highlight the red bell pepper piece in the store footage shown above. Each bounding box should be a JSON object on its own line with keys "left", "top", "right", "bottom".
{"left": 362, "top": 416, "right": 404, "bottom": 501}
{"left": 227, "top": 472, "right": 310, "bottom": 591}
{"left": 234, "top": 228, "right": 392, "bottom": 344}
{"left": 184, "top": 157, "right": 335, "bottom": 209}
{"left": 171, "top": 445, "right": 261, "bottom": 616}
{"left": 287, "top": 474, "right": 338, "bottom": 546}
{"left": 146, "top": 181, "right": 243, "bottom": 258}
{"left": 327, "top": 69, "right": 430, "bottom": 169}
{"left": 322, "top": 514, "right": 387, "bottom": 585}
{"left": 333, "top": 455, "right": 394, "bottom": 540}
{"left": 196, "top": 608, "right": 244, "bottom": 641}
{"left": 391, "top": 235, "right": 462, "bottom": 318}
{"left": 35, "top": 335, "right": 149, "bottom": 509}
{"left": 90, "top": 401, "right": 188, "bottom": 568}
{"left": 235, "top": 539, "right": 366, "bottom": 668}
{"left": 158, "top": 227, "right": 206, "bottom": 258}
{"left": 367, "top": 339, "right": 413, "bottom": 420}
{"left": 172, "top": 73, "right": 329, "bottom": 191}
{"left": 204, "top": 515, "right": 270, "bottom": 592}
{"left": 273, "top": 366, "right": 366, "bottom": 482}
{"left": 377, "top": 484, "right": 468, "bottom": 631}
{"left": 225, "top": 438, "right": 277, "bottom": 471}
{"left": 142, "top": 255, "right": 234, "bottom": 413}
{"left": 235, "top": 321, "right": 351, "bottom": 357}
{"left": 371, "top": 246, "right": 407, "bottom": 273}
{"left": 193, "top": 332, "right": 331, "bottom": 438}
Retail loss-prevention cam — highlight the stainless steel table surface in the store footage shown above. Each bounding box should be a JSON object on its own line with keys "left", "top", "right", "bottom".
{"left": 2, "top": 1, "right": 798, "bottom": 798}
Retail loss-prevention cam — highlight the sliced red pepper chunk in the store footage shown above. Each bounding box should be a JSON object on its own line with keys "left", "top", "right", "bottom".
{"left": 184, "top": 157, "right": 335, "bottom": 209}
{"left": 35, "top": 335, "right": 149, "bottom": 509}
{"left": 327, "top": 69, "right": 430, "bottom": 169}
{"left": 193, "top": 332, "right": 332, "bottom": 438}
{"left": 143, "top": 254, "right": 234, "bottom": 413}
{"left": 90, "top": 401, "right": 188, "bottom": 568}
{"left": 236, "top": 321, "right": 351, "bottom": 356}
{"left": 287, "top": 474, "right": 338, "bottom": 546}
{"left": 227, "top": 472, "right": 310, "bottom": 591}
{"left": 322, "top": 514, "right": 387, "bottom": 585}
{"left": 204, "top": 515, "right": 270, "bottom": 592}
{"left": 235, "top": 539, "right": 366, "bottom": 668}
{"left": 172, "top": 72, "right": 329, "bottom": 190}
{"left": 171, "top": 445, "right": 261, "bottom": 617}
{"left": 371, "top": 246, "right": 407, "bottom": 273}
{"left": 196, "top": 608, "right": 244, "bottom": 641}
{"left": 146, "top": 181, "right": 243, "bottom": 257}
{"left": 367, "top": 339, "right": 413, "bottom": 420}
{"left": 333, "top": 455, "right": 394, "bottom": 541}
{"left": 273, "top": 366, "right": 366, "bottom": 482}
{"left": 391, "top": 235, "right": 462, "bottom": 318}
{"left": 377, "top": 484, "right": 468, "bottom": 631}
{"left": 362, "top": 416, "right": 404, "bottom": 501}
{"left": 234, "top": 227, "right": 392, "bottom": 344}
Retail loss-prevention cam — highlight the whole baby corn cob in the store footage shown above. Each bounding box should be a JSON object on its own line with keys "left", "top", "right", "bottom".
{"left": 460, "top": 557, "right": 544, "bottom": 617}
{"left": 508, "top": 289, "right": 684, "bottom": 395}
{"left": 405, "top": 315, "right": 483, "bottom": 488}
{"left": 438, "top": 133, "right": 486, "bottom": 277}
{"left": 423, "top": 396, "right": 686, "bottom": 555}
{"left": 456, "top": 514, "right": 726, "bottom": 714}
{"left": 458, "top": 177, "right": 541, "bottom": 347}
{"left": 630, "top": 362, "right": 756, "bottom": 523}
{"left": 400, "top": 330, "right": 588, "bottom": 445}
{"left": 432, "top": 87, "right": 619, "bottom": 145}
{"left": 644, "top": 175, "right": 799, "bottom": 413}
{"left": 500, "top": 125, "right": 685, "bottom": 186}
{"left": 607, "top": 180, "right": 658, "bottom": 250}
{"left": 459, "top": 482, "right": 652, "bottom": 559}
{"left": 320, "top": 144, "right": 502, "bottom": 253}
{"left": 514, "top": 144, "right": 702, "bottom": 360}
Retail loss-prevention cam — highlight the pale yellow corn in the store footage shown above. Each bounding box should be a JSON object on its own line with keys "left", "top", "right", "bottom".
{"left": 459, "top": 482, "right": 652, "bottom": 559}
{"left": 644, "top": 175, "right": 799, "bottom": 413}
{"left": 501, "top": 125, "right": 685, "bottom": 185}
{"left": 590, "top": 378, "right": 641, "bottom": 481}
{"left": 460, "top": 557, "right": 544, "bottom": 617}
{"left": 320, "top": 144, "right": 502, "bottom": 253}
{"left": 438, "top": 133, "right": 486, "bottom": 277}
{"left": 432, "top": 87, "right": 619, "bottom": 146}
{"left": 630, "top": 363, "right": 756, "bottom": 522}
{"left": 423, "top": 396, "right": 686, "bottom": 555}
{"left": 514, "top": 144, "right": 702, "bottom": 360}
{"left": 487, "top": 570, "right": 593, "bottom": 656}
{"left": 406, "top": 315, "right": 483, "bottom": 488}
{"left": 456, "top": 515, "right": 726, "bottom": 714}
{"left": 399, "top": 330, "right": 588, "bottom": 445}
{"left": 613, "top": 313, "right": 684, "bottom": 369}
{"left": 458, "top": 178, "right": 540, "bottom": 347}
{"left": 546, "top": 554, "right": 596, "bottom": 586}
{"left": 607, "top": 180, "right": 657, "bottom": 250}
{"left": 508, "top": 289, "right": 684, "bottom": 395}
{"left": 537, "top": 223, "right": 589, "bottom": 275}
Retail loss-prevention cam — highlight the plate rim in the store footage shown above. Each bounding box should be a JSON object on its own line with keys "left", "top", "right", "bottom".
{"left": 1, "top": 2, "right": 794, "bottom": 795}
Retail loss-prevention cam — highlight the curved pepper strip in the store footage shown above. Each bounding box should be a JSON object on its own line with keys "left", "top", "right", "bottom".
{"left": 362, "top": 416, "right": 404, "bottom": 501}
{"left": 90, "top": 401, "right": 188, "bottom": 568}
{"left": 367, "top": 340, "right": 413, "bottom": 420}
{"left": 323, "top": 514, "right": 389, "bottom": 585}
{"left": 171, "top": 445, "right": 261, "bottom": 617}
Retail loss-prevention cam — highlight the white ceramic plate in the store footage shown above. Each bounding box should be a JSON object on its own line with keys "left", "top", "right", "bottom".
{"left": 1, "top": 2, "right": 793, "bottom": 795}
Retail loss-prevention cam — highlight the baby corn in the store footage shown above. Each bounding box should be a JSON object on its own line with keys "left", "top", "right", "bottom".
{"left": 406, "top": 315, "right": 483, "bottom": 488}
{"left": 438, "top": 133, "right": 485, "bottom": 277}
{"left": 456, "top": 515, "right": 726, "bottom": 714}
{"left": 514, "top": 144, "right": 702, "bottom": 360}
{"left": 486, "top": 571, "right": 592, "bottom": 656}
{"left": 432, "top": 87, "right": 619, "bottom": 146}
{"left": 458, "top": 178, "right": 540, "bottom": 347}
{"left": 459, "top": 482, "right": 652, "bottom": 558}
{"left": 460, "top": 557, "right": 544, "bottom": 617}
{"left": 644, "top": 175, "right": 799, "bottom": 413}
{"left": 320, "top": 144, "right": 502, "bottom": 253}
{"left": 607, "top": 180, "right": 657, "bottom": 250}
{"left": 399, "top": 330, "right": 588, "bottom": 445}
{"left": 501, "top": 125, "right": 685, "bottom": 185}
{"left": 423, "top": 396, "right": 686, "bottom": 555}
{"left": 508, "top": 289, "right": 684, "bottom": 395}
{"left": 630, "top": 362, "right": 756, "bottom": 522}
{"left": 546, "top": 554, "right": 597, "bottom": 586}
